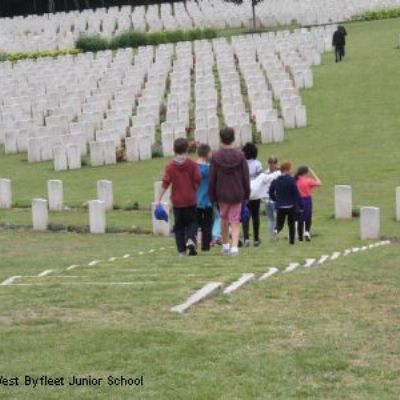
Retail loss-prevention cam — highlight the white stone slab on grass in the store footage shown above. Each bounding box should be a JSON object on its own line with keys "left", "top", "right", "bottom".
{"left": 88, "top": 200, "right": 106, "bottom": 234}
{"left": 304, "top": 258, "right": 316, "bottom": 268}
{"left": 97, "top": 180, "right": 113, "bottom": 210}
{"left": 53, "top": 145, "right": 68, "bottom": 171}
{"left": 170, "top": 282, "right": 223, "bottom": 314}
{"left": 334, "top": 185, "right": 352, "bottom": 219}
{"left": 32, "top": 198, "right": 48, "bottom": 231}
{"left": 259, "top": 267, "right": 279, "bottom": 281}
{"left": 0, "top": 178, "right": 12, "bottom": 209}
{"left": 47, "top": 180, "right": 64, "bottom": 211}
{"left": 1, "top": 276, "right": 22, "bottom": 285}
{"left": 223, "top": 273, "right": 255, "bottom": 295}
{"left": 284, "top": 263, "right": 300, "bottom": 273}
{"left": 360, "top": 207, "right": 380, "bottom": 240}
{"left": 330, "top": 252, "right": 342, "bottom": 261}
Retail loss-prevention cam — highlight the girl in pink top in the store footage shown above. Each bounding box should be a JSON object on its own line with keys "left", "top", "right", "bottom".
{"left": 294, "top": 166, "right": 321, "bottom": 242}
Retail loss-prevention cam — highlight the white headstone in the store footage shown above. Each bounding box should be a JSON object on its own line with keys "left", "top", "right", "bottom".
{"left": 273, "top": 119, "right": 284, "bottom": 143}
{"left": 152, "top": 202, "right": 170, "bottom": 236}
{"left": 67, "top": 144, "right": 81, "bottom": 170}
{"left": 27, "top": 138, "right": 42, "bottom": 163}
{"left": 360, "top": 207, "right": 380, "bottom": 240}
{"left": 396, "top": 187, "right": 400, "bottom": 222}
{"left": 4, "top": 132, "right": 18, "bottom": 154}
{"left": 47, "top": 180, "right": 64, "bottom": 211}
{"left": 295, "top": 105, "right": 307, "bottom": 128}
{"left": 103, "top": 140, "right": 117, "bottom": 165}
{"left": 334, "top": 185, "right": 352, "bottom": 219}
{"left": 260, "top": 120, "right": 274, "bottom": 144}
{"left": 162, "top": 133, "right": 175, "bottom": 157}
{"left": 97, "top": 180, "right": 113, "bottom": 210}
{"left": 32, "top": 198, "right": 48, "bottom": 231}
{"left": 88, "top": 200, "right": 106, "bottom": 234}
{"left": 90, "top": 142, "right": 105, "bottom": 167}
{"left": 207, "top": 128, "right": 220, "bottom": 151}
{"left": 240, "top": 124, "right": 252, "bottom": 144}
{"left": 53, "top": 145, "right": 68, "bottom": 171}
{"left": 282, "top": 107, "right": 296, "bottom": 129}
{"left": 126, "top": 136, "right": 139, "bottom": 162}
{"left": 0, "top": 179, "right": 12, "bottom": 209}
{"left": 138, "top": 135, "right": 152, "bottom": 161}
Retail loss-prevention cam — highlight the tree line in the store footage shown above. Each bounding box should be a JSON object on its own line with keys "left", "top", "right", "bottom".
{"left": 0, "top": 0, "right": 183, "bottom": 18}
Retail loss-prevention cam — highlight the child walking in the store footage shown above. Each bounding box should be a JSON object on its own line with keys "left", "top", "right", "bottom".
{"left": 209, "top": 128, "right": 250, "bottom": 257}
{"left": 158, "top": 138, "right": 201, "bottom": 256}
{"left": 294, "top": 166, "right": 321, "bottom": 242}
{"left": 250, "top": 156, "right": 281, "bottom": 240}
{"left": 242, "top": 142, "right": 263, "bottom": 247}
{"left": 269, "top": 161, "right": 303, "bottom": 245}
{"left": 196, "top": 144, "right": 214, "bottom": 251}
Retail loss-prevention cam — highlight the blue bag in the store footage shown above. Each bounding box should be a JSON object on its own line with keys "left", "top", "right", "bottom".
{"left": 240, "top": 202, "right": 250, "bottom": 223}
{"left": 154, "top": 204, "right": 168, "bottom": 222}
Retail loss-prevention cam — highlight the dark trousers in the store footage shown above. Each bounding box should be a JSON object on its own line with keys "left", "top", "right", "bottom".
{"left": 297, "top": 197, "right": 313, "bottom": 241}
{"left": 173, "top": 206, "right": 197, "bottom": 253}
{"left": 196, "top": 207, "right": 214, "bottom": 251}
{"left": 243, "top": 199, "right": 261, "bottom": 242}
{"left": 335, "top": 45, "right": 345, "bottom": 61}
{"left": 276, "top": 207, "right": 296, "bottom": 245}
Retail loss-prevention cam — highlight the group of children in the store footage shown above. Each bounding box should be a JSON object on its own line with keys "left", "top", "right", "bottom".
{"left": 157, "top": 128, "right": 321, "bottom": 256}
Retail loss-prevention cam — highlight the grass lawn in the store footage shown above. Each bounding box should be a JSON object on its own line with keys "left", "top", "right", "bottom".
{"left": 0, "top": 18, "right": 399, "bottom": 399}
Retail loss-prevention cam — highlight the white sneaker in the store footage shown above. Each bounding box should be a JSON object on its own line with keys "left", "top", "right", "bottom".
{"left": 304, "top": 232, "right": 311, "bottom": 242}
{"left": 271, "top": 230, "right": 278, "bottom": 242}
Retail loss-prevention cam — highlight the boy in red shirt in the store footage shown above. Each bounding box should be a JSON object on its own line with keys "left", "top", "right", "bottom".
{"left": 158, "top": 138, "right": 201, "bottom": 256}
{"left": 294, "top": 166, "right": 321, "bottom": 242}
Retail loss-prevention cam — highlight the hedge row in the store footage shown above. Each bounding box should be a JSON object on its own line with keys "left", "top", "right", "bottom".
{"left": 75, "top": 28, "right": 218, "bottom": 52}
{"left": 361, "top": 7, "right": 400, "bottom": 21}
{"left": 0, "top": 49, "right": 81, "bottom": 62}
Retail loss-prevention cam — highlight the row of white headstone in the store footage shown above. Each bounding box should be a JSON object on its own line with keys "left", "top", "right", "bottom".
{"left": 0, "top": 27, "right": 332, "bottom": 171}
{"left": 2, "top": 0, "right": 400, "bottom": 53}
{"left": 1, "top": 178, "right": 398, "bottom": 238}
{"left": 334, "top": 185, "right": 385, "bottom": 240}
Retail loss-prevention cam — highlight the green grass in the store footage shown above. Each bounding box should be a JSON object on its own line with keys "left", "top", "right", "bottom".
{"left": 0, "top": 18, "right": 400, "bottom": 399}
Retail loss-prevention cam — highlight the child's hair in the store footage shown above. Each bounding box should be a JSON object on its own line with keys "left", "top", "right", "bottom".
{"left": 197, "top": 143, "right": 211, "bottom": 158}
{"left": 220, "top": 128, "right": 235, "bottom": 145}
{"left": 280, "top": 161, "right": 292, "bottom": 173}
{"left": 268, "top": 156, "right": 278, "bottom": 165}
{"left": 242, "top": 142, "right": 258, "bottom": 160}
{"left": 294, "top": 166, "right": 309, "bottom": 180}
{"left": 174, "top": 138, "right": 189, "bottom": 155}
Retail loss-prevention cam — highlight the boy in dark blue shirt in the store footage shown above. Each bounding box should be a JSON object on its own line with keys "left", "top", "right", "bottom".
{"left": 269, "top": 161, "right": 303, "bottom": 245}
{"left": 196, "top": 144, "right": 214, "bottom": 251}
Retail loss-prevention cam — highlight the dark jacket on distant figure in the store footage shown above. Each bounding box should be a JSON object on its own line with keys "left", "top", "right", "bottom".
{"left": 332, "top": 28, "right": 347, "bottom": 47}
{"left": 269, "top": 175, "right": 304, "bottom": 211}
{"left": 209, "top": 148, "right": 250, "bottom": 204}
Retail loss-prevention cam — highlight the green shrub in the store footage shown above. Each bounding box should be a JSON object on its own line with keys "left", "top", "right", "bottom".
{"left": 76, "top": 35, "right": 109, "bottom": 52}
{"left": 74, "top": 28, "right": 218, "bottom": 53}
{"left": 361, "top": 7, "right": 400, "bottom": 21}
{"left": 109, "top": 31, "right": 147, "bottom": 49}
{"left": 0, "top": 51, "right": 7, "bottom": 62}
{"left": 146, "top": 32, "right": 167, "bottom": 46}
